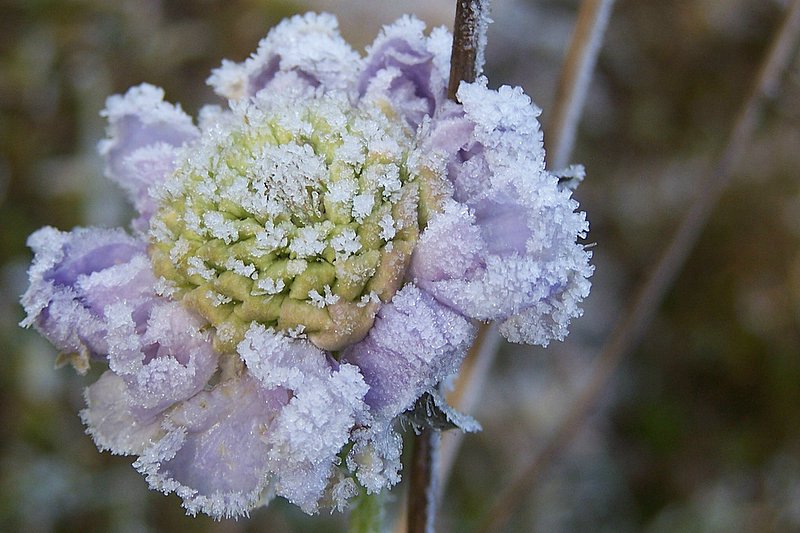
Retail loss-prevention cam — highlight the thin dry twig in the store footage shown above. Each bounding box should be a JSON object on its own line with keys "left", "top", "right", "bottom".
{"left": 476, "top": 2, "right": 800, "bottom": 531}
{"left": 548, "top": 0, "right": 615, "bottom": 170}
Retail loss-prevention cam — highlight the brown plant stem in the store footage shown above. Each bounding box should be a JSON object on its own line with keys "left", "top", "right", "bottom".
{"left": 476, "top": 2, "right": 800, "bottom": 531}
{"left": 448, "top": 0, "right": 490, "bottom": 100}
{"left": 407, "top": 428, "right": 440, "bottom": 533}
{"left": 407, "top": 2, "right": 491, "bottom": 533}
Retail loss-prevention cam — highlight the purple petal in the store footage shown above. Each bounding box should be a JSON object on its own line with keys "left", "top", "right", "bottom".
{"left": 98, "top": 83, "right": 198, "bottom": 229}
{"left": 410, "top": 200, "right": 484, "bottom": 283}
{"left": 80, "top": 371, "right": 165, "bottom": 456}
{"left": 238, "top": 325, "right": 370, "bottom": 512}
{"left": 20, "top": 226, "right": 152, "bottom": 363}
{"left": 411, "top": 79, "right": 593, "bottom": 346}
{"left": 133, "top": 374, "right": 289, "bottom": 519}
{"left": 341, "top": 284, "right": 476, "bottom": 418}
{"left": 359, "top": 17, "right": 450, "bottom": 129}
{"left": 207, "top": 13, "right": 361, "bottom": 100}
{"left": 104, "top": 299, "right": 218, "bottom": 416}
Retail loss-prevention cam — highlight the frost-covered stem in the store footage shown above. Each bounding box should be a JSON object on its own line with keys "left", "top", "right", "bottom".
{"left": 349, "top": 490, "right": 384, "bottom": 533}
{"left": 448, "top": 0, "right": 491, "bottom": 100}
{"left": 477, "top": 2, "right": 800, "bottom": 531}
{"left": 405, "top": 3, "right": 493, "bottom": 532}
{"left": 548, "top": 0, "right": 615, "bottom": 170}
{"left": 408, "top": 427, "right": 440, "bottom": 533}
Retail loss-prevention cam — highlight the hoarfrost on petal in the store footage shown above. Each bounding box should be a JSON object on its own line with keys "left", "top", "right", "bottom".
{"left": 413, "top": 79, "right": 593, "bottom": 346}
{"left": 20, "top": 226, "right": 151, "bottom": 364}
{"left": 341, "top": 284, "right": 476, "bottom": 418}
{"left": 80, "top": 371, "right": 165, "bottom": 456}
{"left": 238, "top": 324, "right": 370, "bottom": 512}
{"left": 98, "top": 83, "right": 198, "bottom": 227}
{"left": 207, "top": 12, "right": 361, "bottom": 100}
{"left": 134, "top": 374, "right": 288, "bottom": 519}
{"left": 360, "top": 16, "right": 449, "bottom": 129}
{"left": 105, "top": 299, "right": 218, "bottom": 415}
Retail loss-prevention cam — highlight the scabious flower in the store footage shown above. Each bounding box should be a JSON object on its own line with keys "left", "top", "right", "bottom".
{"left": 20, "top": 13, "right": 592, "bottom": 519}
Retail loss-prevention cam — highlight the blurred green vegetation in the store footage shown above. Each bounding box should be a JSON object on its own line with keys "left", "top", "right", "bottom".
{"left": 2, "top": 0, "right": 800, "bottom": 531}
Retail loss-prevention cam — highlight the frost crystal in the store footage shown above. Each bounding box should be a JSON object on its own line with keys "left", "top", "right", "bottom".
{"left": 20, "top": 11, "right": 592, "bottom": 520}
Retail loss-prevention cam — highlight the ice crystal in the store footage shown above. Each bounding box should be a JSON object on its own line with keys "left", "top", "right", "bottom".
{"left": 20, "top": 12, "right": 592, "bottom": 519}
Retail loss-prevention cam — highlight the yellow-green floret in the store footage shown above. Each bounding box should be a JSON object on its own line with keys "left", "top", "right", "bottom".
{"left": 149, "top": 93, "right": 443, "bottom": 352}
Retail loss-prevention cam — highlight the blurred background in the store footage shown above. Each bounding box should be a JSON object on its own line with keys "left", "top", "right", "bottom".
{"left": 2, "top": 0, "right": 800, "bottom": 531}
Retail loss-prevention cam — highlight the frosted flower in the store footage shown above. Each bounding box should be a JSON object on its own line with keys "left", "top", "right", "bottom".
{"left": 20, "top": 12, "right": 592, "bottom": 519}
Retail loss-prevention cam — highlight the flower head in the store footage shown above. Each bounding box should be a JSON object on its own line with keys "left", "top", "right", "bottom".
{"left": 20, "top": 12, "right": 592, "bottom": 519}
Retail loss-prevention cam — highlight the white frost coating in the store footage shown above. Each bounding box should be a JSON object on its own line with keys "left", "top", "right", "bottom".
{"left": 224, "top": 257, "right": 257, "bottom": 279}
{"left": 471, "top": 0, "right": 494, "bottom": 77}
{"left": 308, "top": 286, "right": 340, "bottom": 308}
{"left": 347, "top": 421, "right": 403, "bottom": 494}
{"left": 186, "top": 256, "right": 215, "bottom": 281}
{"left": 203, "top": 212, "right": 239, "bottom": 243}
{"left": 254, "top": 277, "right": 285, "bottom": 296}
{"left": 330, "top": 228, "right": 362, "bottom": 258}
{"left": 238, "top": 325, "right": 369, "bottom": 512}
{"left": 351, "top": 193, "right": 375, "bottom": 222}
{"left": 207, "top": 12, "right": 362, "bottom": 100}
{"left": 99, "top": 83, "right": 195, "bottom": 131}
{"left": 378, "top": 212, "right": 396, "bottom": 241}
{"left": 289, "top": 224, "right": 330, "bottom": 258}
{"left": 81, "top": 371, "right": 164, "bottom": 455}
{"left": 413, "top": 79, "right": 593, "bottom": 346}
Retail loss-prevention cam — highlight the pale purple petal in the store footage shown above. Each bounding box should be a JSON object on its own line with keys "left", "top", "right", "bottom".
{"left": 207, "top": 13, "right": 361, "bottom": 100}
{"left": 238, "top": 325, "right": 370, "bottom": 512}
{"left": 104, "top": 299, "right": 218, "bottom": 417}
{"left": 133, "top": 374, "right": 289, "bottom": 519}
{"left": 80, "top": 371, "right": 165, "bottom": 456}
{"left": 20, "top": 226, "right": 152, "bottom": 363}
{"left": 98, "top": 83, "right": 198, "bottom": 230}
{"left": 410, "top": 199, "right": 484, "bottom": 283}
{"left": 412, "top": 79, "right": 593, "bottom": 346}
{"left": 341, "top": 284, "right": 476, "bottom": 418}
{"left": 359, "top": 17, "right": 450, "bottom": 129}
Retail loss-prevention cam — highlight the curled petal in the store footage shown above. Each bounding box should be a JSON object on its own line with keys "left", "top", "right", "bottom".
{"left": 207, "top": 12, "right": 361, "bottom": 100}
{"left": 20, "top": 226, "right": 151, "bottom": 365}
{"left": 360, "top": 17, "right": 450, "bottom": 129}
{"left": 238, "top": 325, "right": 370, "bottom": 512}
{"left": 341, "top": 284, "right": 476, "bottom": 418}
{"left": 133, "top": 374, "right": 289, "bottom": 519}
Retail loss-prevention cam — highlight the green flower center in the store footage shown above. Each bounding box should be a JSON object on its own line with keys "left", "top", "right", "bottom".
{"left": 149, "top": 94, "right": 442, "bottom": 353}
